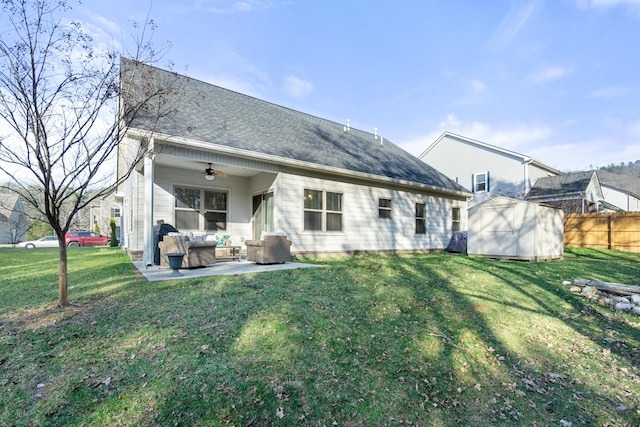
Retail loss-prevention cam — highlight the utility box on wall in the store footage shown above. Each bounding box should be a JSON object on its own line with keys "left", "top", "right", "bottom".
{"left": 467, "top": 196, "right": 564, "bottom": 261}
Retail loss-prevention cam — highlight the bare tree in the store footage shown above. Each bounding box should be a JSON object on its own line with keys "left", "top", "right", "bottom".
{"left": 0, "top": 0, "right": 179, "bottom": 306}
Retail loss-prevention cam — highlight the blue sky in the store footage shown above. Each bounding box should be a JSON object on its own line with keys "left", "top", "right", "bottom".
{"left": 77, "top": 0, "right": 640, "bottom": 172}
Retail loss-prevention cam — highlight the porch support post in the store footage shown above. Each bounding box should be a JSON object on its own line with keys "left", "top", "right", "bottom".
{"left": 142, "top": 139, "right": 155, "bottom": 266}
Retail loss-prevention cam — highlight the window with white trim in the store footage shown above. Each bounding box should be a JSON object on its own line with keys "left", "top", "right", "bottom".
{"left": 204, "top": 190, "right": 228, "bottom": 232}
{"left": 174, "top": 186, "right": 228, "bottom": 231}
{"left": 175, "top": 187, "right": 201, "bottom": 229}
{"left": 415, "top": 203, "right": 426, "bottom": 234}
{"left": 473, "top": 171, "right": 489, "bottom": 193}
{"left": 304, "top": 189, "right": 343, "bottom": 232}
{"left": 452, "top": 207, "right": 461, "bottom": 232}
{"left": 325, "top": 191, "right": 343, "bottom": 232}
{"left": 379, "top": 198, "right": 392, "bottom": 219}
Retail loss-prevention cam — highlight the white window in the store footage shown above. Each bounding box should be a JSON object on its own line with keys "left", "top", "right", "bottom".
{"left": 473, "top": 172, "right": 490, "bottom": 193}
{"left": 175, "top": 187, "right": 201, "bottom": 229}
{"left": 174, "top": 186, "right": 228, "bottom": 231}
{"left": 304, "top": 189, "right": 343, "bottom": 232}
{"left": 379, "top": 198, "right": 392, "bottom": 219}
{"left": 452, "top": 207, "right": 461, "bottom": 232}
{"left": 204, "top": 190, "right": 228, "bottom": 232}
{"left": 415, "top": 203, "right": 426, "bottom": 234}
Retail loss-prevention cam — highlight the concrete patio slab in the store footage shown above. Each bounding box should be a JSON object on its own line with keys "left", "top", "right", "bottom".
{"left": 134, "top": 258, "right": 322, "bottom": 282}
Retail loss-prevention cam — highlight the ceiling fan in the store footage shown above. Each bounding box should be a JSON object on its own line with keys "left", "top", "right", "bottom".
{"left": 204, "top": 163, "right": 228, "bottom": 181}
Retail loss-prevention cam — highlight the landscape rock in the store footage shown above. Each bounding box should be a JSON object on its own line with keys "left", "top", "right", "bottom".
{"left": 614, "top": 302, "right": 633, "bottom": 312}
{"left": 609, "top": 296, "right": 630, "bottom": 303}
{"left": 568, "top": 280, "right": 640, "bottom": 316}
{"left": 581, "top": 286, "right": 598, "bottom": 298}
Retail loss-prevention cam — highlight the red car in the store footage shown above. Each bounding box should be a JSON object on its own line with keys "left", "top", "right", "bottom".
{"left": 65, "top": 231, "right": 109, "bottom": 247}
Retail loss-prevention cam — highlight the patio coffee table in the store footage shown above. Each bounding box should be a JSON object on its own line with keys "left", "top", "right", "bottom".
{"left": 215, "top": 245, "right": 242, "bottom": 262}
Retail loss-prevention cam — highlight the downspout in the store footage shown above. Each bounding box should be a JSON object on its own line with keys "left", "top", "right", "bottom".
{"left": 142, "top": 138, "right": 155, "bottom": 267}
{"left": 523, "top": 158, "right": 532, "bottom": 197}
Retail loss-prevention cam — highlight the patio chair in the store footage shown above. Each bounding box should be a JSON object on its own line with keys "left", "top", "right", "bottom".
{"left": 245, "top": 233, "right": 292, "bottom": 264}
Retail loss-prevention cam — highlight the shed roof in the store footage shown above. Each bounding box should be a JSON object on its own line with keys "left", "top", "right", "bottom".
{"left": 121, "top": 59, "right": 469, "bottom": 196}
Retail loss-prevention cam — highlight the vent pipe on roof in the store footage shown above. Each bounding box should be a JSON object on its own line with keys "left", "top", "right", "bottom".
{"left": 374, "top": 128, "right": 378, "bottom": 139}
{"left": 344, "top": 118, "right": 350, "bottom": 133}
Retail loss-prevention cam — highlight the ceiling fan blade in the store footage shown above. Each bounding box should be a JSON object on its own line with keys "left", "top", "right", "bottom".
{"left": 204, "top": 163, "right": 228, "bottom": 178}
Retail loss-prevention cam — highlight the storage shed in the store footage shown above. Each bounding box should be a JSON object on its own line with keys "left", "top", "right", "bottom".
{"left": 467, "top": 196, "right": 564, "bottom": 261}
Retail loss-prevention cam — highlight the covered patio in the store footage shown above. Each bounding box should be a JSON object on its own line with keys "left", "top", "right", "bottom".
{"left": 123, "top": 142, "right": 281, "bottom": 267}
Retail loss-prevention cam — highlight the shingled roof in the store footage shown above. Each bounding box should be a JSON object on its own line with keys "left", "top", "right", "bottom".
{"left": 121, "top": 59, "right": 468, "bottom": 195}
{"left": 528, "top": 171, "right": 596, "bottom": 197}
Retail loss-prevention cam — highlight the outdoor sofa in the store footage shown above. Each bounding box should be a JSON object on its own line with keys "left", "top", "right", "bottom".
{"left": 158, "top": 235, "right": 217, "bottom": 268}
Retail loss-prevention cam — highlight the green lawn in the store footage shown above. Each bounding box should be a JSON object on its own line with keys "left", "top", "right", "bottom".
{"left": 1, "top": 247, "right": 639, "bottom": 426}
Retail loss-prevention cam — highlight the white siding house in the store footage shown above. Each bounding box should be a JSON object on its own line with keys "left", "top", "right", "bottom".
{"left": 418, "top": 132, "right": 562, "bottom": 207}
{"left": 117, "top": 60, "right": 471, "bottom": 264}
{"left": 600, "top": 184, "right": 640, "bottom": 212}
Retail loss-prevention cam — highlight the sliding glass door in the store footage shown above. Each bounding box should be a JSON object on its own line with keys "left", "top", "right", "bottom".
{"left": 252, "top": 192, "right": 273, "bottom": 239}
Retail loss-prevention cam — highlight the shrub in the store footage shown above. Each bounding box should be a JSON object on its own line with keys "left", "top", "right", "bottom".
{"left": 109, "top": 218, "right": 118, "bottom": 247}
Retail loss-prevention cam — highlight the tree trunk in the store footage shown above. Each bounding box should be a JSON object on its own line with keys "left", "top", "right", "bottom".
{"left": 58, "top": 242, "right": 68, "bottom": 307}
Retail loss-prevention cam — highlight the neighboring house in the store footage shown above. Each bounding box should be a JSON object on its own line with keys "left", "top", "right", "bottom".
{"left": 86, "top": 192, "right": 122, "bottom": 242}
{"left": 418, "top": 132, "right": 562, "bottom": 207}
{"left": 526, "top": 171, "right": 604, "bottom": 213}
{"left": 0, "top": 193, "right": 27, "bottom": 244}
{"left": 117, "top": 59, "right": 471, "bottom": 264}
{"left": 599, "top": 184, "right": 640, "bottom": 212}
{"left": 596, "top": 171, "right": 640, "bottom": 212}
{"left": 419, "top": 131, "right": 640, "bottom": 213}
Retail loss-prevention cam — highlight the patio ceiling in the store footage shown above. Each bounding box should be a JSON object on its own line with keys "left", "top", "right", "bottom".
{"left": 154, "top": 153, "right": 266, "bottom": 178}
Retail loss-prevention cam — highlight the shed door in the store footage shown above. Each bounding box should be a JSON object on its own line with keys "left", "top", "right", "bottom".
{"left": 482, "top": 206, "right": 517, "bottom": 256}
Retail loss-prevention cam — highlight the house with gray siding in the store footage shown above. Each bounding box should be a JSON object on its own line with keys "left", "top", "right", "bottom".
{"left": 418, "top": 132, "right": 562, "bottom": 207}
{"left": 117, "top": 60, "right": 471, "bottom": 264}
{"left": 527, "top": 171, "right": 603, "bottom": 213}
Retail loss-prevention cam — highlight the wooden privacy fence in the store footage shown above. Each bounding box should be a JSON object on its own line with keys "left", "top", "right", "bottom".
{"left": 564, "top": 212, "right": 640, "bottom": 253}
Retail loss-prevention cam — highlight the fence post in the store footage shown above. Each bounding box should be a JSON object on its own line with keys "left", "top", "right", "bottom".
{"left": 607, "top": 214, "right": 613, "bottom": 250}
